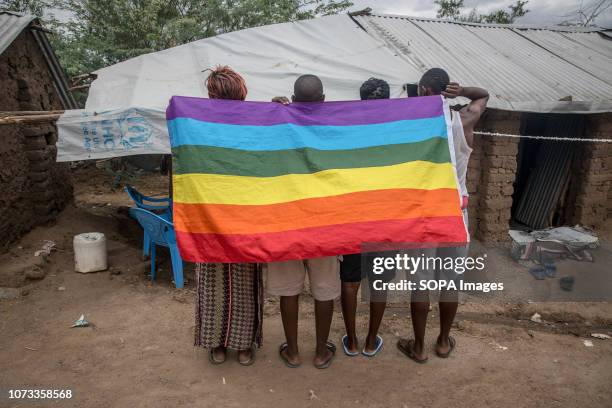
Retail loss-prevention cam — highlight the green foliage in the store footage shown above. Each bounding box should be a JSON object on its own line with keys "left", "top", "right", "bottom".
{"left": 478, "top": 0, "right": 529, "bottom": 24}
{"left": 509, "top": 0, "right": 529, "bottom": 20}
{"left": 436, "top": 0, "right": 529, "bottom": 24}
{"left": 0, "top": 0, "right": 51, "bottom": 16}
{"left": 434, "top": 0, "right": 464, "bottom": 19}
{"left": 1, "top": 0, "right": 352, "bottom": 81}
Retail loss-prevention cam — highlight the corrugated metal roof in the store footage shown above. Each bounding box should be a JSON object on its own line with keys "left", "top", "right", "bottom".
{"left": 0, "top": 11, "right": 36, "bottom": 55}
{"left": 353, "top": 14, "right": 612, "bottom": 113}
{"left": 0, "top": 11, "right": 77, "bottom": 109}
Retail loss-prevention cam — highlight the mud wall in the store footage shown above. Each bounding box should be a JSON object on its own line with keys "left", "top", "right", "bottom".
{"left": 466, "top": 109, "right": 520, "bottom": 242}
{"left": 566, "top": 113, "right": 612, "bottom": 228}
{"left": 467, "top": 110, "right": 612, "bottom": 242}
{"left": 0, "top": 29, "right": 72, "bottom": 251}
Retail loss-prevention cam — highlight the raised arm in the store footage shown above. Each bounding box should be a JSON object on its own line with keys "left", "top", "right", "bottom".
{"left": 442, "top": 83, "right": 489, "bottom": 147}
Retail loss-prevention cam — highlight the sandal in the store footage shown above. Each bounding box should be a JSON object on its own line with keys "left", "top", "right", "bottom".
{"left": 238, "top": 344, "right": 256, "bottom": 366}
{"left": 435, "top": 336, "right": 456, "bottom": 358}
{"left": 396, "top": 338, "right": 428, "bottom": 364}
{"left": 314, "top": 341, "right": 336, "bottom": 369}
{"left": 209, "top": 347, "right": 226, "bottom": 365}
{"left": 362, "top": 335, "right": 384, "bottom": 357}
{"left": 341, "top": 335, "right": 360, "bottom": 357}
{"left": 279, "top": 342, "right": 301, "bottom": 368}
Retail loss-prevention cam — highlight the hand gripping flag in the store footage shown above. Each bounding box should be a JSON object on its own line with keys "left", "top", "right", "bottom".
{"left": 166, "top": 95, "right": 468, "bottom": 263}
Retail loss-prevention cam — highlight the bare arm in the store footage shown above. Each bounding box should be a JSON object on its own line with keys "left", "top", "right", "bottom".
{"left": 443, "top": 83, "right": 489, "bottom": 147}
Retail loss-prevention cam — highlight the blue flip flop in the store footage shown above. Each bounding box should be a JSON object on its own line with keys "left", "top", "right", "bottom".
{"left": 341, "top": 335, "right": 359, "bottom": 357}
{"left": 530, "top": 266, "right": 546, "bottom": 280}
{"left": 362, "top": 335, "right": 384, "bottom": 357}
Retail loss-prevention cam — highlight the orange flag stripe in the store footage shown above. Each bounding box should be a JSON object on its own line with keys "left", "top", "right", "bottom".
{"left": 174, "top": 188, "right": 462, "bottom": 235}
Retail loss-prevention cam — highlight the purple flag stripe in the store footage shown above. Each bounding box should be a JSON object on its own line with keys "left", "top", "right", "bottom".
{"left": 166, "top": 95, "right": 444, "bottom": 126}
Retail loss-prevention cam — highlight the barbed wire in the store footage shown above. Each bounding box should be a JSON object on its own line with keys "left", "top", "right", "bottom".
{"left": 474, "top": 131, "right": 612, "bottom": 143}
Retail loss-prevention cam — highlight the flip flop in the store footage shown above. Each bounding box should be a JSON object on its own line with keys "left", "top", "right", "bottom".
{"left": 396, "top": 338, "right": 428, "bottom": 364}
{"left": 314, "top": 341, "right": 337, "bottom": 369}
{"left": 341, "top": 335, "right": 360, "bottom": 357}
{"left": 209, "top": 347, "right": 226, "bottom": 365}
{"left": 435, "top": 336, "right": 456, "bottom": 358}
{"left": 279, "top": 342, "right": 301, "bottom": 368}
{"left": 362, "top": 335, "right": 384, "bottom": 357}
{"left": 530, "top": 266, "right": 546, "bottom": 280}
{"left": 238, "top": 344, "right": 256, "bottom": 366}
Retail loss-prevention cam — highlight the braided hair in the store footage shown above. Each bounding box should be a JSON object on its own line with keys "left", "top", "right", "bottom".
{"left": 360, "top": 78, "right": 390, "bottom": 100}
{"left": 205, "top": 65, "right": 248, "bottom": 100}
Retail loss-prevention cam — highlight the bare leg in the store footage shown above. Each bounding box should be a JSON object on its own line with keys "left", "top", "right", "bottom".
{"left": 313, "top": 299, "right": 334, "bottom": 366}
{"left": 280, "top": 295, "right": 301, "bottom": 366}
{"left": 410, "top": 290, "right": 430, "bottom": 361}
{"left": 340, "top": 281, "right": 360, "bottom": 352}
{"left": 437, "top": 289, "right": 458, "bottom": 354}
{"left": 364, "top": 297, "right": 387, "bottom": 352}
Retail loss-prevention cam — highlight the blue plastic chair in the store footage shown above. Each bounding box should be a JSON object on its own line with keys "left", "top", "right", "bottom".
{"left": 124, "top": 185, "right": 172, "bottom": 258}
{"left": 128, "top": 207, "right": 184, "bottom": 288}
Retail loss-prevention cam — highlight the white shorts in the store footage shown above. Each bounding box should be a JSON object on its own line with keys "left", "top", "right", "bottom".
{"left": 266, "top": 256, "right": 341, "bottom": 301}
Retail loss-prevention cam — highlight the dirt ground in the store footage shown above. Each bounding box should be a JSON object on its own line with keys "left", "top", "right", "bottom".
{"left": 1, "top": 166, "right": 612, "bottom": 408}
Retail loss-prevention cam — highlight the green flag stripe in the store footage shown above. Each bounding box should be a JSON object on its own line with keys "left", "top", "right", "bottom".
{"left": 172, "top": 137, "right": 451, "bottom": 177}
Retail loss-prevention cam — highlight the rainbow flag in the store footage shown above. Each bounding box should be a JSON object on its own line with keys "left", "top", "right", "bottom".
{"left": 166, "top": 95, "right": 467, "bottom": 263}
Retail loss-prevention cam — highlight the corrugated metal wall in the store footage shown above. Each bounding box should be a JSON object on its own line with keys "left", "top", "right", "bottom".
{"left": 513, "top": 114, "right": 586, "bottom": 229}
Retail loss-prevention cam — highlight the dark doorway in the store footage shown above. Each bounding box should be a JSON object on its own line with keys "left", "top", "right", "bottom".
{"left": 511, "top": 113, "right": 586, "bottom": 230}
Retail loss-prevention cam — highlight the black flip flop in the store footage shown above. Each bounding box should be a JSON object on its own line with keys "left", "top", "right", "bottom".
{"left": 279, "top": 342, "right": 301, "bottom": 368}
{"left": 209, "top": 347, "right": 226, "bottom": 365}
{"left": 314, "top": 341, "right": 337, "bottom": 369}
{"left": 396, "top": 338, "right": 428, "bottom": 364}
{"left": 435, "top": 336, "right": 456, "bottom": 358}
{"left": 238, "top": 344, "right": 256, "bottom": 366}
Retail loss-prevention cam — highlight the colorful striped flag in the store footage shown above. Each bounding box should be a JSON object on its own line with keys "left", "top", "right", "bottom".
{"left": 166, "top": 95, "right": 467, "bottom": 263}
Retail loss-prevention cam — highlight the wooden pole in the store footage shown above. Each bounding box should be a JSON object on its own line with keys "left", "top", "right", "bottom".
{"left": 29, "top": 24, "right": 53, "bottom": 34}
{"left": 0, "top": 110, "right": 65, "bottom": 116}
{"left": 68, "top": 84, "right": 91, "bottom": 91}
{"left": 0, "top": 114, "right": 62, "bottom": 125}
{"left": 71, "top": 73, "right": 96, "bottom": 81}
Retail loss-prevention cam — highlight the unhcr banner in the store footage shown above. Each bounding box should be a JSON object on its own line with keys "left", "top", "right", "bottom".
{"left": 167, "top": 95, "right": 468, "bottom": 263}
{"left": 56, "top": 107, "right": 170, "bottom": 161}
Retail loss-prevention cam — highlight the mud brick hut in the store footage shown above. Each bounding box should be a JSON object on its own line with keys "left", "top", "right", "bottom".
{"left": 0, "top": 12, "right": 77, "bottom": 250}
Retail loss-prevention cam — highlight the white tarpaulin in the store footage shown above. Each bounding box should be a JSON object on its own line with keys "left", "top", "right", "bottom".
{"left": 56, "top": 108, "right": 168, "bottom": 161}
{"left": 57, "top": 15, "right": 419, "bottom": 161}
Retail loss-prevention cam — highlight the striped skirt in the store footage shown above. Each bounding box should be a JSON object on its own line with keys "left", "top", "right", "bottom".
{"left": 194, "top": 262, "right": 263, "bottom": 350}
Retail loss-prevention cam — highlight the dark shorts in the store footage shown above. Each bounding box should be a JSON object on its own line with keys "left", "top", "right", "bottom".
{"left": 406, "top": 245, "right": 469, "bottom": 285}
{"left": 340, "top": 253, "right": 396, "bottom": 283}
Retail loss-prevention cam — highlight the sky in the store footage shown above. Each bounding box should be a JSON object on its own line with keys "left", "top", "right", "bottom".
{"left": 347, "top": 0, "right": 612, "bottom": 28}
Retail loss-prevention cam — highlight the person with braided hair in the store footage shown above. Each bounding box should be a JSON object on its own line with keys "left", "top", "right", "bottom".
{"left": 339, "top": 78, "right": 393, "bottom": 359}
{"left": 194, "top": 66, "right": 263, "bottom": 366}
{"left": 204, "top": 65, "right": 248, "bottom": 100}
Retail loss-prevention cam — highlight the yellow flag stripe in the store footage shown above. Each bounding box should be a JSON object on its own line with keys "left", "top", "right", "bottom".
{"left": 173, "top": 161, "right": 458, "bottom": 206}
